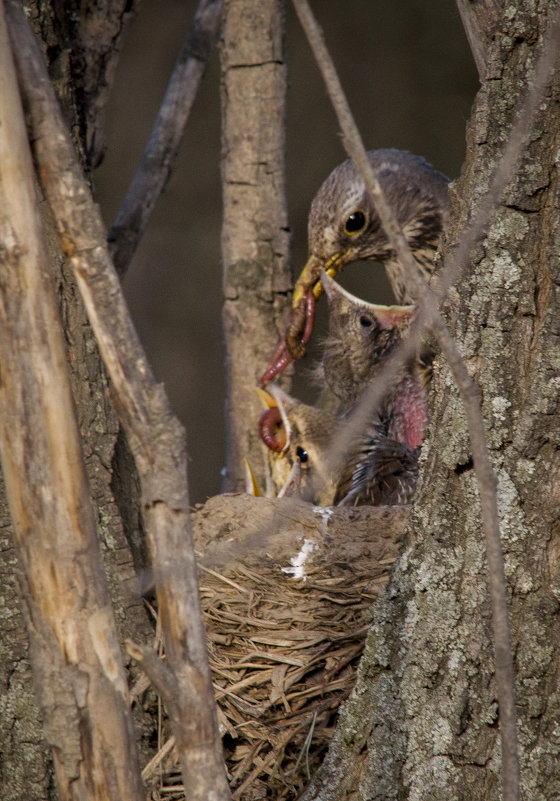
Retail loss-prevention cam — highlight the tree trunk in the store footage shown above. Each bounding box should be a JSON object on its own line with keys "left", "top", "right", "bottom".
{"left": 220, "top": 0, "right": 291, "bottom": 491}
{"left": 302, "top": 4, "right": 560, "bottom": 800}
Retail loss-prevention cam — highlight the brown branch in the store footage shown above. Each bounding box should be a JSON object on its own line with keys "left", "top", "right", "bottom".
{"left": 108, "top": 0, "right": 221, "bottom": 276}
{"left": 5, "top": 3, "right": 230, "bottom": 800}
{"left": 0, "top": 5, "right": 144, "bottom": 800}
{"left": 289, "top": 1, "right": 544, "bottom": 799}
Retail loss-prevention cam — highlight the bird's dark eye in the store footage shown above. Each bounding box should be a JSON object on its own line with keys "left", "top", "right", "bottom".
{"left": 344, "top": 210, "right": 367, "bottom": 235}
{"left": 296, "top": 446, "right": 308, "bottom": 463}
{"left": 360, "top": 315, "right": 373, "bottom": 328}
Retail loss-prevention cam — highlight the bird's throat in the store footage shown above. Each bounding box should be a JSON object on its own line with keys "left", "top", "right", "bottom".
{"left": 389, "top": 373, "right": 428, "bottom": 451}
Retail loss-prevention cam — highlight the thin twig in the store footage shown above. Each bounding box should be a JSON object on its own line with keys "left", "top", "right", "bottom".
{"left": 108, "top": 0, "right": 222, "bottom": 276}
{"left": 287, "top": 2, "right": 560, "bottom": 799}
{"left": 5, "top": 4, "right": 230, "bottom": 799}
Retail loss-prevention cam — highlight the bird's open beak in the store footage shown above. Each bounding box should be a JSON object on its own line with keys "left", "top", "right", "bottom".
{"left": 243, "top": 457, "right": 262, "bottom": 497}
{"left": 370, "top": 304, "right": 418, "bottom": 330}
{"left": 258, "top": 252, "right": 347, "bottom": 387}
{"left": 291, "top": 253, "right": 339, "bottom": 307}
{"left": 321, "top": 269, "right": 417, "bottom": 330}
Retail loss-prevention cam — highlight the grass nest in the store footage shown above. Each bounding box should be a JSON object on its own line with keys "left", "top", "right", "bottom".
{"left": 139, "top": 494, "right": 406, "bottom": 800}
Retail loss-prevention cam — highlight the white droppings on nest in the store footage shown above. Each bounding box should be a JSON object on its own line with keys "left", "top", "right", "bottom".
{"left": 313, "top": 505, "right": 334, "bottom": 534}
{"left": 282, "top": 538, "right": 319, "bottom": 581}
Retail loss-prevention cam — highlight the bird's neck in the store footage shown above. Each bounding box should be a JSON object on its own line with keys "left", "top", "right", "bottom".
{"left": 384, "top": 247, "right": 438, "bottom": 305}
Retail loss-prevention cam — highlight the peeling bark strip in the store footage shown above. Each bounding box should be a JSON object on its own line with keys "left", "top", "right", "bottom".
{"left": 221, "top": 0, "right": 291, "bottom": 491}
{"left": 0, "top": 6, "right": 144, "bottom": 801}
{"left": 5, "top": 4, "right": 230, "bottom": 800}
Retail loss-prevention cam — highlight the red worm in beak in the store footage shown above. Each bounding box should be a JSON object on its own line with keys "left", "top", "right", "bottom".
{"left": 258, "top": 291, "right": 316, "bottom": 387}
{"left": 258, "top": 406, "right": 286, "bottom": 452}
{"left": 258, "top": 336, "right": 293, "bottom": 388}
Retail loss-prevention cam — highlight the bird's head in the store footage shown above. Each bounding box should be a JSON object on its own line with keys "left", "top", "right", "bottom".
{"left": 256, "top": 384, "right": 336, "bottom": 504}
{"left": 285, "top": 149, "right": 449, "bottom": 359}
{"left": 320, "top": 270, "right": 417, "bottom": 407}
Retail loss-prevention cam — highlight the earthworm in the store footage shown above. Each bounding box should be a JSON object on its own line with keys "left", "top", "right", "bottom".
{"left": 258, "top": 406, "right": 286, "bottom": 452}
{"left": 259, "top": 291, "right": 316, "bottom": 386}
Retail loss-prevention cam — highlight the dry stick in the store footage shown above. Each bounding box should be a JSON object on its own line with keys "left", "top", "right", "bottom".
{"left": 0, "top": 5, "right": 145, "bottom": 801}
{"left": 289, "top": 1, "right": 560, "bottom": 798}
{"left": 108, "top": 0, "right": 222, "bottom": 276}
{"left": 5, "top": 4, "right": 230, "bottom": 800}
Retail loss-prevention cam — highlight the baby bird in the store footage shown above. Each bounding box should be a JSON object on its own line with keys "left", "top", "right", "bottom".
{"left": 319, "top": 271, "right": 427, "bottom": 506}
{"left": 334, "top": 437, "right": 419, "bottom": 507}
{"left": 257, "top": 384, "right": 337, "bottom": 505}
{"left": 320, "top": 270, "right": 427, "bottom": 452}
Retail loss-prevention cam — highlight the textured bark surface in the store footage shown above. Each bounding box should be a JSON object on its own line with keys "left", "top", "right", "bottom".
{"left": 302, "top": 4, "right": 560, "bottom": 800}
{"left": 0, "top": 3, "right": 154, "bottom": 799}
{"left": 27, "top": 0, "right": 138, "bottom": 168}
{"left": 220, "top": 0, "right": 292, "bottom": 491}
{"left": 0, "top": 6, "right": 144, "bottom": 799}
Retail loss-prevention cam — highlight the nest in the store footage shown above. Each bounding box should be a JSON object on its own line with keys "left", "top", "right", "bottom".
{"left": 140, "top": 494, "right": 406, "bottom": 800}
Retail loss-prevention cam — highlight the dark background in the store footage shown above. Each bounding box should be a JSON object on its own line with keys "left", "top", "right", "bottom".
{"left": 94, "top": 1, "right": 478, "bottom": 504}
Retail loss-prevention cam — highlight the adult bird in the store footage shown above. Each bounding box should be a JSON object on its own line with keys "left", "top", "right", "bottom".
{"left": 260, "top": 149, "right": 450, "bottom": 385}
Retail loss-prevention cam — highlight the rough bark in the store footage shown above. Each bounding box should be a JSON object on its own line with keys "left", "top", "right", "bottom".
{"left": 0, "top": 2, "right": 154, "bottom": 799}
{"left": 220, "top": 0, "right": 292, "bottom": 491}
{"left": 302, "top": 4, "right": 560, "bottom": 800}
{"left": 0, "top": 6, "right": 145, "bottom": 799}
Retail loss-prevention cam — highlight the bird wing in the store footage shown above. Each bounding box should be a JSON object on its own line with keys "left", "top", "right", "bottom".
{"left": 335, "top": 437, "right": 419, "bottom": 507}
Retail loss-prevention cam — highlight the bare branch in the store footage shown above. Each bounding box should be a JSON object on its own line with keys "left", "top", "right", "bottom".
{"left": 108, "top": 0, "right": 222, "bottom": 276}
{"left": 0, "top": 5, "right": 144, "bottom": 800}
{"left": 5, "top": 4, "right": 230, "bottom": 799}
